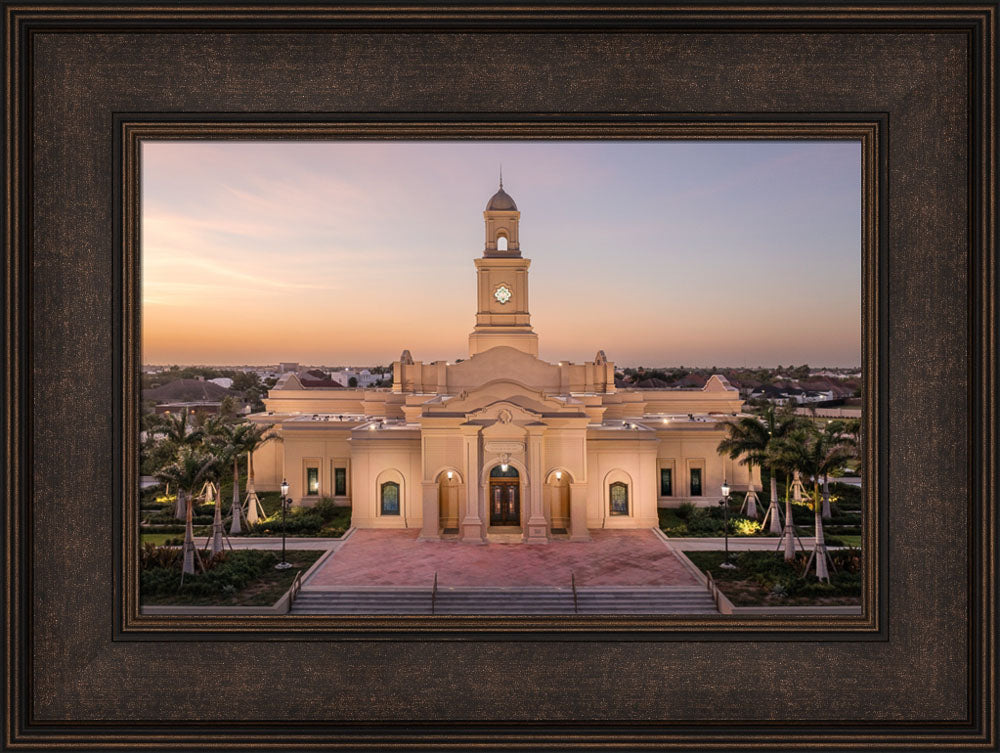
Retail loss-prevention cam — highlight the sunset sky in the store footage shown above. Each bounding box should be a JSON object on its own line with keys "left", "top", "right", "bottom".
{"left": 141, "top": 140, "right": 861, "bottom": 368}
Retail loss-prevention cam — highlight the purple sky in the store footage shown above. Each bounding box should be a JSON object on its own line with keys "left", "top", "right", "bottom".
{"left": 142, "top": 140, "right": 862, "bottom": 368}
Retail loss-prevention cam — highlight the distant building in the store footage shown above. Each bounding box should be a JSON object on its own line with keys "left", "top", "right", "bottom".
{"left": 329, "top": 369, "right": 381, "bottom": 388}
{"left": 208, "top": 377, "right": 233, "bottom": 389}
{"left": 142, "top": 378, "right": 244, "bottom": 416}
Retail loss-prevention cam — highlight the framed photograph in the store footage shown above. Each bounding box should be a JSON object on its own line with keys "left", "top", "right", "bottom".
{"left": 4, "top": 2, "right": 995, "bottom": 750}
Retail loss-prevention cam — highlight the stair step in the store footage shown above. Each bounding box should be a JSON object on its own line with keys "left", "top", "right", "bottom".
{"left": 290, "top": 585, "right": 718, "bottom": 615}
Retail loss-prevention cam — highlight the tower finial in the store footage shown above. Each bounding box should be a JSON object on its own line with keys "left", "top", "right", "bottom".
{"left": 499, "top": 164, "right": 503, "bottom": 190}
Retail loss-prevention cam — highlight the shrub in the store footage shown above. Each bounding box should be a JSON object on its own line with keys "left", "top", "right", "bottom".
{"left": 314, "top": 497, "right": 339, "bottom": 523}
{"left": 733, "top": 518, "right": 762, "bottom": 536}
{"left": 829, "top": 482, "right": 862, "bottom": 510}
{"left": 140, "top": 549, "right": 279, "bottom": 599}
{"left": 140, "top": 542, "right": 179, "bottom": 570}
{"left": 248, "top": 510, "right": 324, "bottom": 536}
{"left": 686, "top": 509, "right": 724, "bottom": 535}
{"left": 676, "top": 502, "right": 696, "bottom": 520}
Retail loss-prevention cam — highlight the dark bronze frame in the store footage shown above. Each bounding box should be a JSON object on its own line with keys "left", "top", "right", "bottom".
{"left": 4, "top": 2, "right": 995, "bottom": 750}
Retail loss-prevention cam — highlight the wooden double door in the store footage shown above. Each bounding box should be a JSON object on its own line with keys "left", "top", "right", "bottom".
{"left": 489, "top": 479, "right": 520, "bottom": 526}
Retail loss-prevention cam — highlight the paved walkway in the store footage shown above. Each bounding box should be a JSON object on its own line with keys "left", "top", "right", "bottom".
{"left": 668, "top": 536, "right": 842, "bottom": 551}
{"left": 305, "top": 529, "right": 700, "bottom": 588}
{"left": 194, "top": 536, "right": 343, "bottom": 551}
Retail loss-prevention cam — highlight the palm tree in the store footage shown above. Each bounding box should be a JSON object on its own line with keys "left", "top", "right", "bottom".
{"left": 233, "top": 422, "right": 279, "bottom": 526}
{"left": 206, "top": 420, "right": 277, "bottom": 534}
{"left": 154, "top": 447, "right": 220, "bottom": 576}
{"left": 769, "top": 426, "right": 854, "bottom": 577}
{"left": 717, "top": 416, "right": 769, "bottom": 520}
{"left": 148, "top": 409, "right": 205, "bottom": 519}
{"left": 818, "top": 419, "right": 859, "bottom": 518}
{"left": 719, "top": 407, "right": 801, "bottom": 534}
{"left": 199, "top": 415, "right": 237, "bottom": 555}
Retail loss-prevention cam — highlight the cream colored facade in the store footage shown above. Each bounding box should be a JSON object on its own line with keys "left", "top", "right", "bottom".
{"left": 249, "top": 183, "right": 760, "bottom": 544}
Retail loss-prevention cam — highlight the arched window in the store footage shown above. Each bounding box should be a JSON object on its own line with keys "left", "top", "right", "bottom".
{"left": 609, "top": 481, "right": 629, "bottom": 516}
{"left": 490, "top": 464, "right": 519, "bottom": 478}
{"left": 380, "top": 481, "right": 400, "bottom": 515}
{"left": 496, "top": 235, "right": 508, "bottom": 251}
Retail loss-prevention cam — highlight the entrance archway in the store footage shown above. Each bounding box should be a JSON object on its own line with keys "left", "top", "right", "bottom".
{"left": 545, "top": 470, "right": 571, "bottom": 532}
{"left": 488, "top": 464, "right": 520, "bottom": 527}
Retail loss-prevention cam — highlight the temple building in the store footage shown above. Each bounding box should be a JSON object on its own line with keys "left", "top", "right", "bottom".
{"left": 249, "top": 181, "right": 759, "bottom": 543}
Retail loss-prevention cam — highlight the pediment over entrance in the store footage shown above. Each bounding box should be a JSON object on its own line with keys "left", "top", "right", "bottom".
{"left": 470, "top": 400, "right": 542, "bottom": 428}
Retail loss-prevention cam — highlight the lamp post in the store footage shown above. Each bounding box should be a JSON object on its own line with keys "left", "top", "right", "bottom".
{"left": 719, "top": 480, "right": 736, "bottom": 569}
{"left": 275, "top": 478, "right": 292, "bottom": 570}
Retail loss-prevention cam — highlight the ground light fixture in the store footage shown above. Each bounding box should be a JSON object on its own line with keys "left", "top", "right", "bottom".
{"left": 719, "top": 480, "right": 737, "bottom": 570}
{"left": 275, "top": 478, "right": 292, "bottom": 570}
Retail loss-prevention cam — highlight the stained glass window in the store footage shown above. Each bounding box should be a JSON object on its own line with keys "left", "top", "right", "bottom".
{"left": 690, "top": 468, "right": 703, "bottom": 497}
{"left": 306, "top": 467, "right": 319, "bottom": 495}
{"left": 609, "top": 481, "right": 628, "bottom": 515}
{"left": 381, "top": 481, "right": 400, "bottom": 515}
{"left": 334, "top": 467, "right": 347, "bottom": 496}
{"left": 660, "top": 467, "right": 673, "bottom": 497}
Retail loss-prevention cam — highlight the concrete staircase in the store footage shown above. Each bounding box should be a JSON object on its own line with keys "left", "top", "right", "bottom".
{"left": 290, "top": 585, "right": 718, "bottom": 615}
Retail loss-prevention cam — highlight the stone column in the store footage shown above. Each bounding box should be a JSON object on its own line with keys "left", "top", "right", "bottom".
{"left": 569, "top": 482, "right": 590, "bottom": 541}
{"left": 460, "top": 427, "right": 485, "bottom": 543}
{"left": 418, "top": 481, "right": 440, "bottom": 540}
{"left": 524, "top": 429, "right": 548, "bottom": 543}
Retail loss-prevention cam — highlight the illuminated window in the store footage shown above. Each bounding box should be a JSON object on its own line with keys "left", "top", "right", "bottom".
{"left": 690, "top": 468, "right": 702, "bottom": 497}
{"left": 497, "top": 235, "right": 508, "bottom": 251}
{"left": 609, "top": 482, "right": 629, "bottom": 515}
{"left": 380, "top": 481, "right": 400, "bottom": 515}
{"left": 306, "top": 467, "right": 319, "bottom": 496}
{"left": 334, "top": 467, "right": 347, "bottom": 496}
{"left": 660, "top": 467, "right": 673, "bottom": 497}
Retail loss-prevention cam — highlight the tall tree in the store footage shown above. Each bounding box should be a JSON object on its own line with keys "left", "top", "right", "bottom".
{"left": 148, "top": 408, "right": 205, "bottom": 518}
{"left": 205, "top": 420, "right": 278, "bottom": 533}
{"left": 769, "top": 426, "right": 854, "bottom": 576}
{"left": 719, "top": 407, "right": 801, "bottom": 534}
{"left": 717, "top": 416, "right": 769, "bottom": 520}
{"left": 154, "top": 447, "right": 220, "bottom": 576}
{"left": 201, "top": 414, "right": 237, "bottom": 554}
{"left": 818, "top": 419, "right": 860, "bottom": 517}
{"left": 236, "top": 422, "right": 279, "bottom": 525}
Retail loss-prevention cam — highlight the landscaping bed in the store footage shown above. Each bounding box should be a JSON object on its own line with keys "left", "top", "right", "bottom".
{"left": 683, "top": 550, "right": 862, "bottom": 606}
{"left": 140, "top": 495, "right": 352, "bottom": 540}
{"left": 140, "top": 547, "right": 324, "bottom": 606}
{"left": 659, "top": 492, "right": 861, "bottom": 540}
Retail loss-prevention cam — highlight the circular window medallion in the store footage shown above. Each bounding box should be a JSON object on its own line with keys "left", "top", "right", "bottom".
{"left": 494, "top": 285, "right": 512, "bottom": 304}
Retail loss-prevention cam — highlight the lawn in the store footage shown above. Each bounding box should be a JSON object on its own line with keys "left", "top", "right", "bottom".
{"left": 140, "top": 532, "right": 184, "bottom": 546}
{"left": 826, "top": 534, "right": 862, "bottom": 547}
{"left": 683, "top": 550, "right": 862, "bottom": 607}
{"left": 141, "top": 549, "right": 324, "bottom": 606}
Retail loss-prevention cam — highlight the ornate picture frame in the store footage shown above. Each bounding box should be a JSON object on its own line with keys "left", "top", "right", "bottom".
{"left": 3, "top": 2, "right": 995, "bottom": 750}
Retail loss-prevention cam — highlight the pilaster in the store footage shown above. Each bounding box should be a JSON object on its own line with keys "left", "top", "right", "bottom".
{"left": 524, "top": 428, "right": 548, "bottom": 543}
{"left": 459, "top": 426, "right": 485, "bottom": 543}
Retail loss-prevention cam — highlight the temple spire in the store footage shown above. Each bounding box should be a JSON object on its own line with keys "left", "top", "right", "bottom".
{"left": 499, "top": 164, "right": 503, "bottom": 189}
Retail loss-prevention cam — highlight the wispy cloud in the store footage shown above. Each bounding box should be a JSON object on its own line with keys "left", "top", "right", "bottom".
{"left": 142, "top": 141, "right": 862, "bottom": 366}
